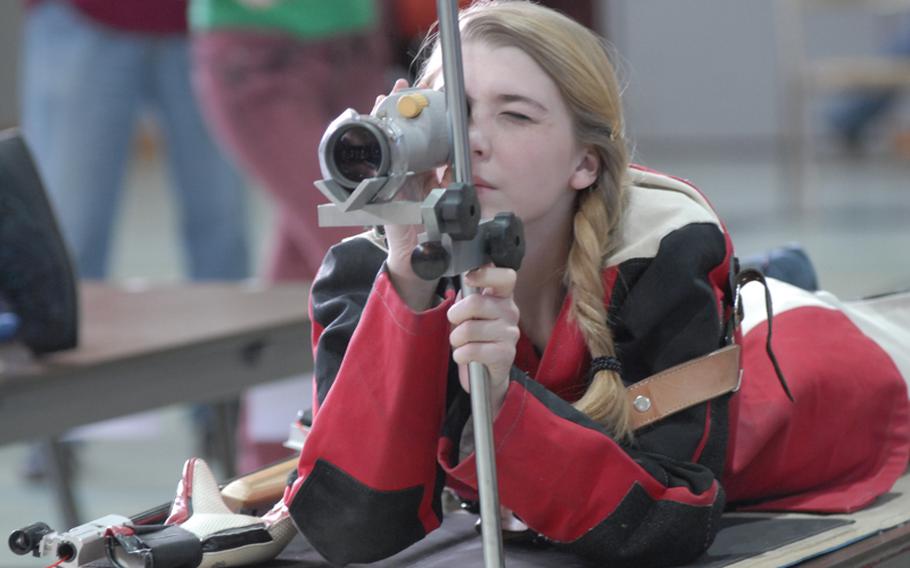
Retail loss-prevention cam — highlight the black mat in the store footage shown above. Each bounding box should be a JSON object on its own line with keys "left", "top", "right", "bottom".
{"left": 85, "top": 512, "right": 850, "bottom": 567}
{"left": 246, "top": 512, "right": 852, "bottom": 567}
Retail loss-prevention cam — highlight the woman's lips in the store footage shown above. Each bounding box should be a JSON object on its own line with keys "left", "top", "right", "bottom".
{"left": 472, "top": 177, "right": 496, "bottom": 191}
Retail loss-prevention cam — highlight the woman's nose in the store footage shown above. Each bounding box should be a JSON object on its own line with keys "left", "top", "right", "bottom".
{"left": 468, "top": 120, "right": 491, "bottom": 159}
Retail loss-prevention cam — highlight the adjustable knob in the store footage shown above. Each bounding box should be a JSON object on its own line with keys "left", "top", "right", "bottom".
{"left": 434, "top": 183, "right": 479, "bottom": 241}
{"left": 397, "top": 93, "right": 430, "bottom": 118}
{"left": 411, "top": 241, "right": 450, "bottom": 281}
{"left": 484, "top": 213, "right": 525, "bottom": 270}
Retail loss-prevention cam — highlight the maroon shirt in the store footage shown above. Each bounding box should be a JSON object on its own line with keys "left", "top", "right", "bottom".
{"left": 27, "top": 0, "right": 187, "bottom": 34}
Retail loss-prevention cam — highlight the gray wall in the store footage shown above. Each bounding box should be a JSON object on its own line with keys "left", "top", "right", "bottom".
{"left": 603, "top": 0, "right": 893, "bottom": 151}
{"left": 0, "top": 1, "right": 23, "bottom": 128}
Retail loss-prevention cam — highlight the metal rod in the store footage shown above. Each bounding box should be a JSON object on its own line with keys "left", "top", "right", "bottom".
{"left": 437, "top": 1, "right": 505, "bottom": 567}
{"left": 437, "top": 0, "right": 473, "bottom": 186}
{"left": 464, "top": 291, "right": 507, "bottom": 568}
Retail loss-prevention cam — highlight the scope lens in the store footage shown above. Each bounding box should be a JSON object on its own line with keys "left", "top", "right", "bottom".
{"left": 332, "top": 125, "right": 385, "bottom": 188}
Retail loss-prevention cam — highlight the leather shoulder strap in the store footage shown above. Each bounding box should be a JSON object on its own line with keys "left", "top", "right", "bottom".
{"left": 626, "top": 345, "right": 741, "bottom": 431}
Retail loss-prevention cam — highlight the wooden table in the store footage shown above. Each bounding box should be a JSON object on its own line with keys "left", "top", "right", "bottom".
{"left": 799, "top": 521, "right": 910, "bottom": 567}
{"left": 0, "top": 282, "right": 312, "bottom": 526}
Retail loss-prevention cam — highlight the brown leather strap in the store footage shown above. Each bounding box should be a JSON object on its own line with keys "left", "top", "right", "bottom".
{"left": 626, "top": 345, "right": 742, "bottom": 431}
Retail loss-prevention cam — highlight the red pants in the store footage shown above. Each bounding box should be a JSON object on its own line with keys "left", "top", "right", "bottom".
{"left": 192, "top": 30, "right": 388, "bottom": 281}
{"left": 192, "top": 30, "right": 388, "bottom": 471}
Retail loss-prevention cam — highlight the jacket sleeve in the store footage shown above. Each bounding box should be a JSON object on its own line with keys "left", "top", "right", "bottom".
{"left": 283, "top": 238, "right": 455, "bottom": 566}
{"left": 439, "top": 222, "right": 733, "bottom": 568}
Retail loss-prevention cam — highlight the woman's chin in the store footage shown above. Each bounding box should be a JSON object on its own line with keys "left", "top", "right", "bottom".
{"left": 480, "top": 205, "right": 508, "bottom": 220}
{"left": 477, "top": 195, "right": 510, "bottom": 220}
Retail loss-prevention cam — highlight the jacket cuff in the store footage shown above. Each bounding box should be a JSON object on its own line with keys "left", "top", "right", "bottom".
{"left": 438, "top": 379, "right": 526, "bottom": 485}
{"left": 375, "top": 266, "right": 452, "bottom": 324}
{"left": 438, "top": 380, "right": 672, "bottom": 542}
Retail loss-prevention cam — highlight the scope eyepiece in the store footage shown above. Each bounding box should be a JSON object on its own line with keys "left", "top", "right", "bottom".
{"left": 324, "top": 121, "right": 390, "bottom": 192}
{"left": 316, "top": 89, "right": 451, "bottom": 215}
{"left": 9, "top": 522, "right": 52, "bottom": 556}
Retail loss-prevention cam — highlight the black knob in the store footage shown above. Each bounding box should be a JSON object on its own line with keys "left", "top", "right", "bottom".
{"left": 411, "top": 241, "right": 450, "bottom": 281}
{"left": 9, "top": 522, "right": 52, "bottom": 556}
{"left": 435, "top": 183, "right": 479, "bottom": 241}
{"left": 484, "top": 213, "right": 525, "bottom": 270}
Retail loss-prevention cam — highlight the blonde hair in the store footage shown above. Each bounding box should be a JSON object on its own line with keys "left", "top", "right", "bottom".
{"left": 418, "top": 1, "right": 632, "bottom": 440}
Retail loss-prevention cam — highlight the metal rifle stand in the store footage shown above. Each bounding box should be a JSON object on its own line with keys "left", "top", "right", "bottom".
{"left": 436, "top": 1, "right": 506, "bottom": 566}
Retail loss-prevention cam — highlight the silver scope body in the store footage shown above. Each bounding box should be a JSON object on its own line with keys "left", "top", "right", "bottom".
{"left": 317, "top": 88, "right": 451, "bottom": 210}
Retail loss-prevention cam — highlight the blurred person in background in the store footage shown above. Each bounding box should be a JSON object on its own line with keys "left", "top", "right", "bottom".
{"left": 189, "top": 0, "right": 389, "bottom": 471}
{"left": 18, "top": 0, "right": 250, "bottom": 478}
{"left": 828, "top": 14, "right": 910, "bottom": 154}
{"left": 20, "top": 0, "right": 249, "bottom": 281}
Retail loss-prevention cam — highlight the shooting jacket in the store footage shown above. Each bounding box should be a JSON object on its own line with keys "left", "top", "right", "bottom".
{"left": 283, "top": 166, "right": 909, "bottom": 567}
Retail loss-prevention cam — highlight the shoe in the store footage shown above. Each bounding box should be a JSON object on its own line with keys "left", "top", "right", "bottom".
{"left": 740, "top": 244, "right": 819, "bottom": 292}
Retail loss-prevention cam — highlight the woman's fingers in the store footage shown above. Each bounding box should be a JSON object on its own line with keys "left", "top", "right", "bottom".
{"left": 463, "top": 266, "right": 517, "bottom": 298}
{"left": 447, "top": 268, "right": 519, "bottom": 344}
{"left": 449, "top": 267, "right": 519, "bottom": 413}
{"left": 447, "top": 293, "right": 519, "bottom": 328}
{"left": 391, "top": 77, "right": 410, "bottom": 92}
{"left": 449, "top": 318, "right": 520, "bottom": 350}
{"left": 452, "top": 341, "right": 515, "bottom": 368}
{"left": 373, "top": 78, "right": 411, "bottom": 113}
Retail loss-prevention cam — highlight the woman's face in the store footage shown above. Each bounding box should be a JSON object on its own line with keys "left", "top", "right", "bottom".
{"left": 434, "top": 40, "right": 598, "bottom": 234}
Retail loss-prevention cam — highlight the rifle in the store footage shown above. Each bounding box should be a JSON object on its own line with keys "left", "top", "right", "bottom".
{"left": 8, "top": 436, "right": 303, "bottom": 567}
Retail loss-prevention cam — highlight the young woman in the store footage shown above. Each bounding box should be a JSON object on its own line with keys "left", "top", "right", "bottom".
{"left": 272, "top": 1, "right": 910, "bottom": 566}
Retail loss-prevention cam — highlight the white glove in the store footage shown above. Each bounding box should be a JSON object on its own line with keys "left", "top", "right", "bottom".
{"left": 106, "top": 458, "right": 295, "bottom": 568}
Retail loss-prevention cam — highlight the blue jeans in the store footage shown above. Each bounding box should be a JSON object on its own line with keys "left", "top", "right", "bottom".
{"left": 19, "top": 0, "right": 249, "bottom": 280}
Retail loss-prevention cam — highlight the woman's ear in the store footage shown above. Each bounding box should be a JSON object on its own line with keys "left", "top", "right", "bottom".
{"left": 569, "top": 146, "right": 599, "bottom": 190}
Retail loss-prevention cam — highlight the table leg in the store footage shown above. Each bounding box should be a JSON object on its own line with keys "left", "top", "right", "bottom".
{"left": 213, "top": 399, "right": 238, "bottom": 479}
{"left": 44, "top": 437, "right": 81, "bottom": 528}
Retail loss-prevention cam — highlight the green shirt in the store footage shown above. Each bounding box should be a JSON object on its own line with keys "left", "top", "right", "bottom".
{"left": 189, "top": 0, "right": 377, "bottom": 39}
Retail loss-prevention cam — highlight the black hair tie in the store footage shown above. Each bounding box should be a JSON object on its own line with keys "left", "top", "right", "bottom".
{"left": 589, "top": 356, "right": 622, "bottom": 377}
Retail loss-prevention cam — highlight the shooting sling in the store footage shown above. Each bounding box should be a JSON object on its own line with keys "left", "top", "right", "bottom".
{"left": 627, "top": 268, "right": 790, "bottom": 431}
{"left": 626, "top": 344, "right": 741, "bottom": 431}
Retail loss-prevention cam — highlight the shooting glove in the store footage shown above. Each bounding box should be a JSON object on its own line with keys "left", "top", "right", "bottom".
{"left": 105, "top": 458, "right": 295, "bottom": 568}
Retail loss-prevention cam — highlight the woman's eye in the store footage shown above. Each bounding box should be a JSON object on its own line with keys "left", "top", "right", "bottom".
{"left": 502, "top": 112, "right": 532, "bottom": 122}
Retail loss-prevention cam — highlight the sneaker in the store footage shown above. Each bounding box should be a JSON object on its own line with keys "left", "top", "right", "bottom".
{"left": 740, "top": 244, "right": 819, "bottom": 292}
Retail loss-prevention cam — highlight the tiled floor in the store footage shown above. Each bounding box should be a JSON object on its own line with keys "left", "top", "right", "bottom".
{"left": 1, "top": 144, "right": 908, "bottom": 567}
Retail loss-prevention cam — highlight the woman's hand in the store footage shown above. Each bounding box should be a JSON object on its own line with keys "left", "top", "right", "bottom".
{"left": 448, "top": 266, "right": 520, "bottom": 413}
{"left": 378, "top": 79, "right": 445, "bottom": 311}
